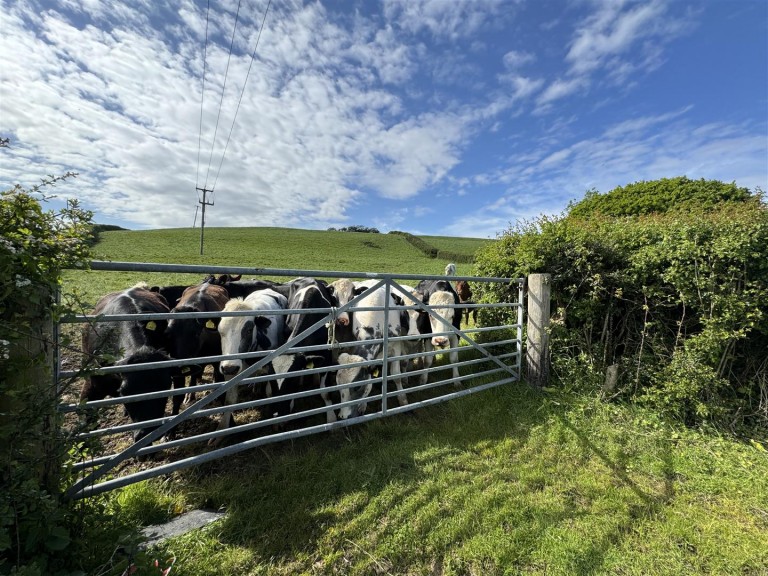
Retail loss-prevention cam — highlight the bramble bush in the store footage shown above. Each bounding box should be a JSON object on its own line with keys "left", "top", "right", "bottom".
{"left": 474, "top": 178, "right": 768, "bottom": 431}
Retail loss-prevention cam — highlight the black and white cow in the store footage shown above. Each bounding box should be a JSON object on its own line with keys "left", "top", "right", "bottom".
{"left": 81, "top": 284, "right": 176, "bottom": 441}
{"left": 407, "top": 280, "right": 463, "bottom": 385}
{"left": 216, "top": 289, "right": 288, "bottom": 432}
{"left": 338, "top": 279, "right": 408, "bottom": 420}
{"left": 268, "top": 279, "right": 334, "bottom": 421}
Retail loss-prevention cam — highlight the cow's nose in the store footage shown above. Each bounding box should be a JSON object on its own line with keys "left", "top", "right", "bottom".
{"left": 432, "top": 336, "right": 448, "bottom": 348}
{"left": 220, "top": 363, "right": 239, "bottom": 376}
{"left": 336, "top": 315, "right": 349, "bottom": 326}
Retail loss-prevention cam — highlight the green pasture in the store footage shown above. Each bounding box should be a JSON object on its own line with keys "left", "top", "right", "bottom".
{"left": 418, "top": 234, "right": 493, "bottom": 255}
{"left": 97, "top": 386, "right": 768, "bottom": 576}
{"left": 65, "top": 227, "right": 486, "bottom": 303}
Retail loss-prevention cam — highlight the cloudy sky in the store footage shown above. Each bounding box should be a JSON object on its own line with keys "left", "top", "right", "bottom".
{"left": 1, "top": 0, "right": 766, "bottom": 238}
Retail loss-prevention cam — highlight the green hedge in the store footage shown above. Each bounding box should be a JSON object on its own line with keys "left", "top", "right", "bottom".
{"left": 389, "top": 231, "right": 475, "bottom": 264}
{"left": 474, "top": 179, "right": 768, "bottom": 430}
{"left": 0, "top": 176, "right": 127, "bottom": 574}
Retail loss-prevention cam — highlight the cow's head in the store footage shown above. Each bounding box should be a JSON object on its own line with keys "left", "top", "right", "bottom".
{"left": 403, "top": 291, "right": 430, "bottom": 337}
{"left": 117, "top": 346, "right": 174, "bottom": 442}
{"left": 427, "top": 291, "right": 457, "bottom": 348}
{"left": 166, "top": 305, "right": 220, "bottom": 359}
{"left": 336, "top": 352, "right": 373, "bottom": 420}
{"left": 327, "top": 279, "right": 355, "bottom": 326}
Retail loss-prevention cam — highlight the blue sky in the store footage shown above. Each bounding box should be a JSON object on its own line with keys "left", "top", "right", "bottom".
{"left": 1, "top": 0, "right": 766, "bottom": 238}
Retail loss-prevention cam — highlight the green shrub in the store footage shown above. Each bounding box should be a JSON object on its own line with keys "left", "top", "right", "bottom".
{"left": 474, "top": 178, "right": 767, "bottom": 430}
{"left": 0, "top": 175, "right": 125, "bottom": 574}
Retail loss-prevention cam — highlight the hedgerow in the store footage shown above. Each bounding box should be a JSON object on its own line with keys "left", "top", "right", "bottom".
{"left": 0, "top": 176, "right": 155, "bottom": 575}
{"left": 474, "top": 178, "right": 768, "bottom": 431}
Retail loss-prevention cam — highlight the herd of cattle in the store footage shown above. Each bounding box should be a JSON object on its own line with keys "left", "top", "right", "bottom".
{"left": 79, "top": 270, "right": 477, "bottom": 442}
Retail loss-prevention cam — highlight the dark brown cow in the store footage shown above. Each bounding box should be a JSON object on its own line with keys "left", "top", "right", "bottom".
{"left": 454, "top": 280, "right": 477, "bottom": 324}
{"left": 164, "top": 282, "right": 230, "bottom": 414}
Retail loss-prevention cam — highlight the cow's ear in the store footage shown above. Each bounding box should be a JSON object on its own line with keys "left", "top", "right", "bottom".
{"left": 392, "top": 294, "right": 404, "bottom": 307}
{"left": 254, "top": 316, "right": 272, "bottom": 331}
{"left": 327, "top": 284, "right": 336, "bottom": 297}
{"left": 352, "top": 286, "right": 368, "bottom": 297}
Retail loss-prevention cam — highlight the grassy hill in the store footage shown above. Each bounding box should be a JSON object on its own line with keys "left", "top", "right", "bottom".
{"left": 65, "top": 227, "right": 490, "bottom": 303}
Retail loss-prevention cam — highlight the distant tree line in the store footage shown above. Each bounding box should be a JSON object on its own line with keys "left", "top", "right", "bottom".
{"left": 327, "top": 225, "right": 380, "bottom": 233}
{"left": 388, "top": 230, "right": 475, "bottom": 264}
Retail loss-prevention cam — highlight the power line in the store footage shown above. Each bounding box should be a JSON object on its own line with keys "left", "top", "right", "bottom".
{"left": 201, "top": 0, "right": 244, "bottom": 193}
{"left": 211, "top": 0, "right": 272, "bottom": 193}
{"left": 195, "top": 0, "right": 212, "bottom": 197}
{"left": 195, "top": 0, "right": 272, "bottom": 253}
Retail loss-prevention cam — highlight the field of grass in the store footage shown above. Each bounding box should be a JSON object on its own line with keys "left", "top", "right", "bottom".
{"left": 65, "top": 228, "right": 768, "bottom": 575}
{"left": 416, "top": 234, "right": 493, "bottom": 255}
{"left": 101, "top": 385, "right": 768, "bottom": 576}
{"left": 65, "top": 227, "right": 484, "bottom": 304}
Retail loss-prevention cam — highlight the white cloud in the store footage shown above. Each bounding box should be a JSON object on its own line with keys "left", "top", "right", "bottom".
{"left": 502, "top": 50, "right": 535, "bottom": 69}
{"left": 537, "top": 76, "right": 589, "bottom": 107}
{"left": 444, "top": 111, "right": 767, "bottom": 237}
{"left": 383, "top": 0, "right": 513, "bottom": 41}
{"left": 566, "top": 0, "right": 692, "bottom": 81}
{"left": 0, "top": 1, "right": 486, "bottom": 229}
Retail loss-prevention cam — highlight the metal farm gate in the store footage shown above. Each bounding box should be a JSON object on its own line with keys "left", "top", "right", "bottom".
{"left": 59, "top": 262, "right": 524, "bottom": 499}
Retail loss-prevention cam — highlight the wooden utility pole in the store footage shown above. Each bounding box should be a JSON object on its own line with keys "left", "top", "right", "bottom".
{"left": 197, "top": 187, "right": 213, "bottom": 255}
{"left": 526, "top": 273, "right": 551, "bottom": 387}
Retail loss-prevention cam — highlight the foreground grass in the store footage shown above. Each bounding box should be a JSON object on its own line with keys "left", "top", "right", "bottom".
{"left": 110, "top": 385, "right": 768, "bottom": 576}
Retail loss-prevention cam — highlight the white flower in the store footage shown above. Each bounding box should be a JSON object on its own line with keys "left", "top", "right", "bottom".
{"left": 15, "top": 275, "right": 32, "bottom": 288}
{"left": 0, "top": 238, "right": 16, "bottom": 253}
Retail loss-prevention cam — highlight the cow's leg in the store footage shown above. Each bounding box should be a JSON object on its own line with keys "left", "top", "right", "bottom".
{"left": 389, "top": 343, "right": 407, "bottom": 406}
{"left": 449, "top": 334, "right": 461, "bottom": 387}
{"left": 171, "top": 373, "right": 187, "bottom": 416}
{"left": 210, "top": 386, "right": 239, "bottom": 446}
{"left": 319, "top": 371, "right": 336, "bottom": 423}
{"left": 421, "top": 338, "right": 433, "bottom": 384}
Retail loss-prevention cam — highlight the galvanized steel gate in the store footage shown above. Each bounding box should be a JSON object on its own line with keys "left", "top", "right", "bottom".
{"left": 60, "top": 262, "right": 524, "bottom": 499}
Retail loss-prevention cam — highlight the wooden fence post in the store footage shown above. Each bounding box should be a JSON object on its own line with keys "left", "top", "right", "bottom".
{"left": 526, "top": 273, "right": 551, "bottom": 388}
{"left": 0, "top": 285, "right": 58, "bottom": 493}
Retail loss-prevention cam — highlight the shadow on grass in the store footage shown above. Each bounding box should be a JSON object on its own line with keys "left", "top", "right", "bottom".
{"left": 162, "top": 358, "right": 678, "bottom": 574}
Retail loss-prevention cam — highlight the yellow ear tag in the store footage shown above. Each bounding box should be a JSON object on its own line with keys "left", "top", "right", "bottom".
{"left": 206, "top": 320, "right": 216, "bottom": 329}
{"left": 373, "top": 368, "right": 380, "bottom": 378}
{"left": 146, "top": 321, "right": 157, "bottom": 331}
{"left": 306, "top": 361, "right": 314, "bottom": 369}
